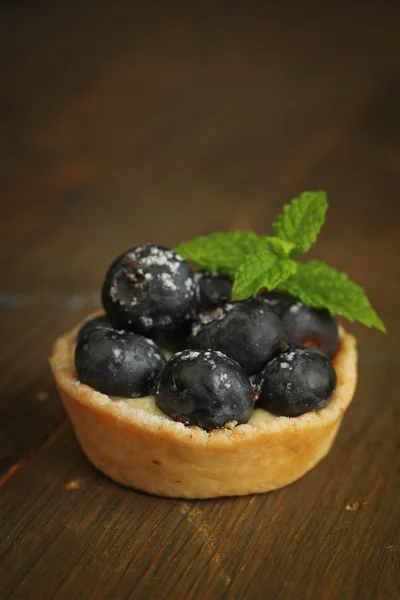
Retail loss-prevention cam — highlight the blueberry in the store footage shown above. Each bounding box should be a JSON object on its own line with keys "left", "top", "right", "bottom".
{"left": 75, "top": 328, "right": 166, "bottom": 398}
{"left": 77, "top": 315, "right": 113, "bottom": 344}
{"left": 188, "top": 297, "right": 286, "bottom": 375}
{"left": 257, "top": 346, "right": 337, "bottom": 417}
{"left": 101, "top": 244, "right": 199, "bottom": 338}
{"left": 261, "top": 290, "right": 297, "bottom": 316}
{"left": 195, "top": 271, "right": 233, "bottom": 311}
{"left": 155, "top": 349, "right": 253, "bottom": 430}
{"left": 263, "top": 291, "right": 338, "bottom": 359}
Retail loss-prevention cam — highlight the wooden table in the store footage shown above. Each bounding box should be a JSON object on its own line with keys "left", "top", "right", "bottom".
{"left": 1, "top": 2, "right": 399, "bottom": 598}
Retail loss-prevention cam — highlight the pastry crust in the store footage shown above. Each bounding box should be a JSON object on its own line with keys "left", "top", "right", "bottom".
{"left": 49, "top": 315, "right": 357, "bottom": 498}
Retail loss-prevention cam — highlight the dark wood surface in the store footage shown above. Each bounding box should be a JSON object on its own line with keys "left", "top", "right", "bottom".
{"left": 1, "top": 2, "right": 399, "bottom": 598}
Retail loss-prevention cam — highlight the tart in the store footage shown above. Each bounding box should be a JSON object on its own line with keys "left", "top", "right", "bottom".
{"left": 49, "top": 191, "right": 383, "bottom": 499}
{"left": 50, "top": 314, "right": 357, "bottom": 499}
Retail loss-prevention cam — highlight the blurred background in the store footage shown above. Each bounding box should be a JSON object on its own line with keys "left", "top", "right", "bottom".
{"left": 0, "top": 1, "right": 399, "bottom": 597}
{"left": 1, "top": 1, "right": 399, "bottom": 285}
{"left": 1, "top": 0, "right": 399, "bottom": 354}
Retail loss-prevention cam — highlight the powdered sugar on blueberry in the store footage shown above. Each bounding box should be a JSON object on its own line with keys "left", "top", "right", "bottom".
{"left": 101, "top": 244, "right": 199, "bottom": 337}
{"left": 155, "top": 348, "right": 253, "bottom": 429}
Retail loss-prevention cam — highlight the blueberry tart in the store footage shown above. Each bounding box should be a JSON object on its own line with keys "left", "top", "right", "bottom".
{"left": 50, "top": 191, "right": 384, "bottom": 498}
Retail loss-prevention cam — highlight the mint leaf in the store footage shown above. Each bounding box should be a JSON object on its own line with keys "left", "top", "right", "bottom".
{"left": 265, "top": 236, "right": 295, "bottom": 258}
{"left": 273, "top": 191, "right": 328, "bottom": 255}
{"left": 279, "top": 260, "right": 386, "bottom": 332}
{"left": 232, "top": 250, "right": 298, "bottom": 301}
{"left": 174, "top": 231, "right": 265, "bottom": 278}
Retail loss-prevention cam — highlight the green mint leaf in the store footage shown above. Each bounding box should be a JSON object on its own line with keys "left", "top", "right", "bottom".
{"left": 265, "top": 236, "right": 295, "bottom": 258}
{"left": 174, "top": 231, "right": 265, "bottom": 278}
{"left": 232, "top": 250, "right": 298, "bottom": 301}
{"left": 273, "top": 191, "right": 328, "bottom": 255}
{"left": 279, "top": 260, "right": 386, "bottom": 332}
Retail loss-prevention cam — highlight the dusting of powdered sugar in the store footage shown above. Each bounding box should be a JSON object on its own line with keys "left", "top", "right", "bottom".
{"left": 192, "top": 304, "right": 232, "bottom": 337}
{"left": 201, "top": 306, "right": 226, "bottom": 324}
{"left": 169, "top": 261, "right": 181, "bottom": 274}
{"left": 266, "top": 298, "right": 279, "bottom": 306}
{"left": 289, "top": 301, "right": 303, "bottom": 314}
{"left": 140, "top": 315, "right": 154, "bottom": 328}
{"left": 185, "top": 278, "right": 195, "bottom": 291}
{"left": 218, "top": 371, "right": 231, "bottom": 389}
{"left": 140, "top": 251, "right": 169, "bottom": 268}
{"left": 176, "top": 350, "right": 201, "bottom": 360}
{"left": 144, "top": 340, "right": 164, "bottom": 360}
{"left": 161, "top": 272, "right": 178, "bottom": 291}
{"left": 279, "top": 350, "right": 296, "bottom": 370}
{"left": 113, "top": 348, "right": 123, "bottom": 359}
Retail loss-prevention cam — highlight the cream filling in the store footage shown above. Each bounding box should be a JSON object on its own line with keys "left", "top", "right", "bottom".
{"left": 118, "top": 395, "right": 276, "bottom": 424}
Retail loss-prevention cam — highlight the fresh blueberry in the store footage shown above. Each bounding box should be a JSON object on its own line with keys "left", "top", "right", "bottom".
{"left": 261, "top": 290, "right": 297, "bottom": 316}
{"left": 188, "top": 297, "right": 286, "bottom": 375}
{"left": 75, "top": 328, "right": 166, "bottom": 398}
{"left": 77, "top": 315, "right": 113, "bottom": 344}
{"left": 257, "top": 346, "right": 337, "bottom": 417}
{"left": 262, "top": 291, "right": 338, "bottom": 359}
{"left": 155, "top": 349, "right": 253, "bottom": 430}
{"left": 101, "top": 244, "right": 200, "bottom": 338}
{"left": 195, "top": 271, "right": 233, "bottom": 311}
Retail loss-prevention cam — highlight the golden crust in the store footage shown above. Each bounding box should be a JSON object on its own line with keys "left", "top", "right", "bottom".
{"left": 49, "top": 315, "right": 358, "bottom": 498}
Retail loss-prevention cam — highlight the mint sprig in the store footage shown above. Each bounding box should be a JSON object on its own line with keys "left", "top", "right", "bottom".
{"left": 273, "top": 191, "right": 327, "bottom": 255}
{"left": 232, "top": 251, "right": 298, "bottom": 301}
{"left": 174, "top": 191, "right": 385, "bottom": 332}
{"left": 175, "top": 231, "right": 265, "bottom": 278}
{"left": 278, "top": 261, "right": 386, "bottom": 332}
{"left": 264, "top": 237, "right": 295, "bottom": 258}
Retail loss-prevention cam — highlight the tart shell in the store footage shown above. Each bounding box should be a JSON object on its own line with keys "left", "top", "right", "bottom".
{"left": 49, "top": 316, "right": 357, "bottom": 499}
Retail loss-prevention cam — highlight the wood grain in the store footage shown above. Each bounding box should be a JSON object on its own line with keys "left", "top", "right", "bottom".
{"left": 1, "top": 1, "right": 399, "bottom": 598}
